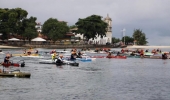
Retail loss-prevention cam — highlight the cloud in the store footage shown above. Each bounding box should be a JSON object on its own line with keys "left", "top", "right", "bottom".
{"left": 1, "top": 0, "right": 170, "bottom": 45}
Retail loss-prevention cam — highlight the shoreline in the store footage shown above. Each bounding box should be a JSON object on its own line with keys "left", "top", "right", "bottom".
{"left": 0, "top": 45, "right": 23, "bottom": 49}
{"left": 126, "top": 45, "right": 170, "bottom": 49}
{"left": 1, "top": 45, "right": 170, "bottom": 49}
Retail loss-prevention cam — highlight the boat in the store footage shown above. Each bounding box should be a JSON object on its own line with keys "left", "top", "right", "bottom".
{"left": 106, "top": 55, "right": 127, "bottom": 59}
{"left": 76, "top": 56, "right": 96, "bottom": 61}
{"left": 1, "top": 60, "right": 25, "bottom": 67}
{"left": 12, "top": 54, "right": 44, "bottom": 58}
{"left": 90, "top": 56, "right": 105, "bottom": 58}
{"left": 39, "top": 59, "right": 79, "bottom": 66}
{"left": 0, "top": 70, "right": 31, "bottom": 78}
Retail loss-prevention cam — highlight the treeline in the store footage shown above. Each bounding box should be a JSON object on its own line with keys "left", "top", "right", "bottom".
{"left": 112, "top": 29, "right": 148, "bottom": 45}
{"left": 0, "top": 7, "right": 148, "bottom": 45}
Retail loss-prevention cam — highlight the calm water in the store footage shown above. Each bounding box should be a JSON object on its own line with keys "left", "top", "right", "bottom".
{"left": 0, "top": 48, "right": 170, "bottom": 100}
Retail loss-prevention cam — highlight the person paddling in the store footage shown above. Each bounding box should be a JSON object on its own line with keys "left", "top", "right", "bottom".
{"left": 56, "top": 55, "right": 64, "bottom": 65}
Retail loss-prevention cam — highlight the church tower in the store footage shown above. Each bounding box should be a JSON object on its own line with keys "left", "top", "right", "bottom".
{"left": 104, "top": 14, "right": 112, "bottom": 43}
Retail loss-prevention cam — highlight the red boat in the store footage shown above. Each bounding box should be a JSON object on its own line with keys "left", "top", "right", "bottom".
{"left": 1, "top": 60, "right": 25, "bottom": 67}
{"left": 2, "top": 63, "right": 20, "bottom": 67}
{"left": 106, "top": 55, "right": 127, "bottom": 59}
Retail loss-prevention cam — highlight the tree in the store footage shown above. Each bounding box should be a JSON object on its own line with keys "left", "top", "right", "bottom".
{"left": 121, "top": 36, "right": 134, "bottom": 45}
{"left": 74, "top": 15, "right": 108, "bottom": 41}
{"left": 0, "top": 8, "right": 28, "bottom": 40}
{"left": 112, "top": 37, "right": 120, "bottom": 44}
{"left": 132, "top": 29, "right": 148, "bottom": 45}
{"left": 42, "top": 18, "right": 69, "bottom": 41}
{"left": 22, "top": 16, "right": 38, "bottom": 41}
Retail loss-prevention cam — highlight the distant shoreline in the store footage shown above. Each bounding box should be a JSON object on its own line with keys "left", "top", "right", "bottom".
{"left": 0, "top": 45, "right": 23, "bottom": 49}
{"left": 126, "top": 45, "right": 170, "bottom": 49}
{"left": 1, "top": 45, "right": 170, "bottom": 49}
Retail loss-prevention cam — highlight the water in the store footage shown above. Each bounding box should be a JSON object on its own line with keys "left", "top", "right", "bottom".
{"left": 0, "top": 49, "right": 170, "bottom": 100}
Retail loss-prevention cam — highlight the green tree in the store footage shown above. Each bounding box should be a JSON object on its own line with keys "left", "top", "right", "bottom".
{"left": 0, "top": 8, "right": 28, "bottom": 40}
{"left": 42, "top": 18, "right": 69, "bottom": 41}
{"left": 74, "top": 15, "right": 108, "bottom": 41}
{"left": 112, "top": 37, "right": 120, "bottom": 44}
{"left": 122, "top": 36, "right": 134, "bottom": 45}
{"left": 69, "top": 25, "right": 77, "bottom": 29}
{"left": 22, "top": 16, "right": 37, "bottom": 41}
{"left": 132, "top": 29, "right": 148, "bottom": 45}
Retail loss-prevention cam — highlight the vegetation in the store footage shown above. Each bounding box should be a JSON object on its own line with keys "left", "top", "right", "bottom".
{"left": 42, "top": 18, "right": 69, "bottom": 41}
{"left": 133, "top": 29, "right": 148, "bottom": 45}
{"left": 121, "top": 36, "right": 134, "bottom": 45}
{"left": 112, "top": 37, "right": 120, "bottom": 44}
{"left": 0, "top": 7, "right": 149, "bottom": 45}
{"left": 74, "top": 15, "right": 108, "bottom": 41}
{"left": 22, "top": 16, "right": 38, "bottom": 41}
{"left": 0, "top": 8, "right": 38, "bottom": 40}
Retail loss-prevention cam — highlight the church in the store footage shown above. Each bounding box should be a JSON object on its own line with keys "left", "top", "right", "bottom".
{"left": 75, "top": 14, "right": 112, "bottom": 45}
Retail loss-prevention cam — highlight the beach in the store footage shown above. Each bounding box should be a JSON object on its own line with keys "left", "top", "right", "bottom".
{"left": 0, "top": 45, "right": 23, "bottom": 49}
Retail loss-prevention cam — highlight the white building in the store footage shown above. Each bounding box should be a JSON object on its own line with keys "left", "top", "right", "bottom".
{"left": 75, "top": 14, "right": 112, "bottom": 45}
{"left": 35, "top": 22, "right": 42, "bottom": 33}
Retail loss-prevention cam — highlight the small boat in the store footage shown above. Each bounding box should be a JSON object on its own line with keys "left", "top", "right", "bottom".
{"left": 39, "top": 59, "right": 79, "bottom": 66}
{"left": 1, "top": 60, "right": 25, "bottom": 67}
{"left": 76, "top": 57, "right": 96, "bottom": 61}
{"left": 126, "top": 55, "right": 140, "bottom": 58}
{"left": 0, "top": 70, "right": 31, "bottom": 78}
{"left": 106, "top": 55, "right": 127, "bottom": 59}
{"left": 90, "top": 56, "right": 105, "bottom": 58}
{"left": 12, "top": 54, "right": 44, "bottom": 58}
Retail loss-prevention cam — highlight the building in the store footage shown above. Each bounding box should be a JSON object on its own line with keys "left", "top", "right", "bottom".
{"left": 35, "top": 22, "right": 42, "bottom": 33}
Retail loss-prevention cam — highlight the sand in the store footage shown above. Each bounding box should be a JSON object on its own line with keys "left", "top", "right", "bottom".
{"left": 0, "top": 45, "right": 23, "bottom": 49}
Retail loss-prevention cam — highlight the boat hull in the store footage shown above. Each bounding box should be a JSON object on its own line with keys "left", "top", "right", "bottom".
{"left": 106, "top": 56, "right": 127, "bottom": 59}
{"left": 0, "top": 72, "right": 31, "bottom": 78}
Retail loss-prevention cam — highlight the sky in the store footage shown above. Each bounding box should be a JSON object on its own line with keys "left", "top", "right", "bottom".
{"left": 1, "top": 0, "right": 170, "bottom": 45}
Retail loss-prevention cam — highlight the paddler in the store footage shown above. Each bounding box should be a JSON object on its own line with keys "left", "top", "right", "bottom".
{"left": 51, "top": 52, "right": 57, "bottom": 61}
{"left": 140, "top": 49, "right": 144, "bottom": 58}
{"left": 2, "top": 53, "right": 11, "bottom": 66}
{"left": 56, "top": 55, "right": 64, "bottom": 64}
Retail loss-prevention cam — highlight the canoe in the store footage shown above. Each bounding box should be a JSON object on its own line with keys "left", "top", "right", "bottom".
{"left": 0, "top": 70, "right": 31, "bottom": 78}
{"left": 106, "top": 56, "right": 127, "bottom": 59}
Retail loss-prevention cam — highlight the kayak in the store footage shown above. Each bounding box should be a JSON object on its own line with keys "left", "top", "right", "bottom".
{"left": 90, "top": 56, "right": 105, "bottom": 58}
{"left": 12, "top": 54, "right": 44, "bottom": 58}
{"left": 0, "top": 70, "right": 31, "bottom": 78}
{"left": 39, "top": 59, "right": 79, "bottom": 66}
{"left": 106, "top": 56, "right": 127, "bottom": 59}
{"left": 1, "top": 60, "right": 25, "bottom": 67}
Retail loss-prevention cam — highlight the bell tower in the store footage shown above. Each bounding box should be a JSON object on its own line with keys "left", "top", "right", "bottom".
{"left": 104, "top": 14, "right": 112, "bottom": 43}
